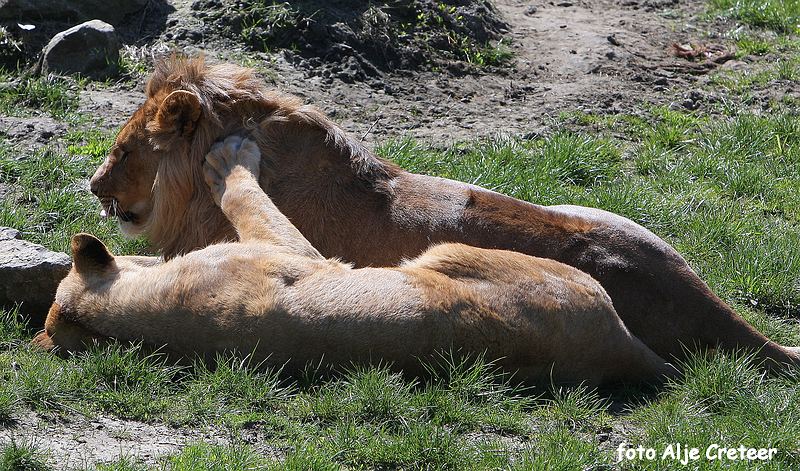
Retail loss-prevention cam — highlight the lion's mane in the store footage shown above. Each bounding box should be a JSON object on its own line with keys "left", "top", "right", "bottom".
{"left": 143, "top": 56, "right": 398, "bottom": 257}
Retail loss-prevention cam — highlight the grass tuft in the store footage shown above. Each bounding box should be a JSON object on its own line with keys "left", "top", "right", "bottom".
{"left": 177, "top": 352, "right": 292, "bottom": 425}
{"left": 512, "top": 426, "right": 608, "bottom": 470}
{"left": 164, "top": 442, "right": 268, "bottom": 471}
{"left": 632, "top": 351, "right": 800, "bottom": 468}
{"left": 0, "top": 440, "right": 51, "bottom": 471}
{"left": 90, "top": 456, "right": 149, "bottom": 471}
{"left": 0, "top": 74, "right": 79, "bottom": 118}
{"left": 545, "top": 384, "right": 610, "bottom": 431}
{"left": 710, "top": 0, "right": 800, "bottom": 33}
{"left": 0, "top": 306, "right": 30, "bottom": 349}
{"left": 77, "top": 343, "right": 183, "bottom": 421}
{"left": 0, "top": 383, "right": 16, "bottom": 423}
{"left": 4, "top": 348, "right": 82, "bottom": 412}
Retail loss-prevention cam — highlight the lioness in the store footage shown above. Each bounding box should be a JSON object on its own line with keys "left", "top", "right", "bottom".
{"left": 35, "top": 136, "right": 675, "bottom": 386}
{"left": 89, "top": 57, "right": 799, "bottom": 368}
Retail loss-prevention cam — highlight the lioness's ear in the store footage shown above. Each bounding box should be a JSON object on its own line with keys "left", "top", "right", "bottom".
{"left": 71, "top": 233, "right": 115, "bottom": 273}
{"left": 150, "top": 90, "right": 202, "bottom": 139}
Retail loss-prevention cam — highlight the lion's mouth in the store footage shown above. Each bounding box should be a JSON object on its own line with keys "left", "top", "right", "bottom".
{"left": 99, "top": 198, "right": 137, "bottom": 224}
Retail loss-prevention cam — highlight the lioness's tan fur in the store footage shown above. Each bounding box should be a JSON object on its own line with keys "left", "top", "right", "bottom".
{"left": 89, "top": 56, "right": 800, "bottom": 368}
{"left": 39, "top": 137, "right": 675, "bottom": 386}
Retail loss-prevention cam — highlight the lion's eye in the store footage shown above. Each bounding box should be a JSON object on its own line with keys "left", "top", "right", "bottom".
{"left": 118, "top": 150, "right": 129, "bottom": 162}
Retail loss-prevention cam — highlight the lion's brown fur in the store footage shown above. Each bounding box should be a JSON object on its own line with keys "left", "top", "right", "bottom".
{"left": 89, "top": 56, "right": 800, "bottom": 369}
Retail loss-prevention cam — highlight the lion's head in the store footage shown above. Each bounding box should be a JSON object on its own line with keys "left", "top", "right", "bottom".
{"left": 89, "top": 56, "right": 307, "bottom": 257}
{"left": 91, "top": 55, "right": 397, "bottom": 260}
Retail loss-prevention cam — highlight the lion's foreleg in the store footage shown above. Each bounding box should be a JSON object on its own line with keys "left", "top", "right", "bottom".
{"left": 203, "top": 136, "right": 323, "bottom": 259}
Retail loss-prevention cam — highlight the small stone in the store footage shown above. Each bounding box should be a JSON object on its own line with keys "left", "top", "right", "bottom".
{"left": 720, "top": 60, "right": 748, "bottom": 72}
{"left": 41, "top": 20, "right": 120, "bottom": 79}
{"left": 681, "top": 99, "right": 698, "bottom": 110}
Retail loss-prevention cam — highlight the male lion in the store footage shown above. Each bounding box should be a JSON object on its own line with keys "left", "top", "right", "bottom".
{"left": 89, "top": 56, "right": 799, "bottom": 368}
{"left": 36, "top": 136, "right": 675, "bottom": 386}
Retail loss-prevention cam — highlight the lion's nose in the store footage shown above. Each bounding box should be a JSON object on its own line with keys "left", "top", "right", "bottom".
{"left": 89, "top": 164, "right": 107, "bottom": 196}
{"left": 89, "top": 177, "right": 100, "bottom": 195}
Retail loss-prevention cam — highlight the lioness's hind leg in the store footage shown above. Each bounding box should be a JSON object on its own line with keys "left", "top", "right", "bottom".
{"left": 203, "top": 135, "right": 323, "bottom": 259}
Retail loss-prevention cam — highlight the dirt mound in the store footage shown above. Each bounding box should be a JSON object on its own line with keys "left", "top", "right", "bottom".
{"left": 192, "top": 0, "right": 509, "bottom": 80}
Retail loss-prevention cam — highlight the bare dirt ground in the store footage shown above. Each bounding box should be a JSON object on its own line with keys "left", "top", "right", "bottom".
{"left": 67, "top": 0, "right": 734, "bottom": 147}
{"left": 2, "top": 407, "right": 299, "bottom": 468}
{"left": 0, "top": 0, "right": 774, "bottom": 467}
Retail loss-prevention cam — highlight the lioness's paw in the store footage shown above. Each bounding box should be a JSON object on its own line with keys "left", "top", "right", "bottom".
{"left": 203, "top": 136, "right": 261, "bottom": 206}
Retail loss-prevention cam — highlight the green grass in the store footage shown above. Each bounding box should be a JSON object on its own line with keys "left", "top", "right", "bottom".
{"left": 163, "top": 443, "right": 270, "bottom": 471}
{"left": 0, "top": 380, "right": 16, "bottom": 423}
{"left": 629, "top": 352, "right": 800, "bottom": 469}
{"left": 91, "top": 456, "right": 149, "bottom": 471}
{"left": 735, "top": 34, "right": 774, "bottom": 55}
{"left": 1, "top": 100, "right": 800, "bottom": 468}
{"left": 116, "top": 46, "right": 153, "bottom": 80}
{"left": 0, "top": 133, "right": 147, "bottom": 255}
{"left": 77, "top": 344, "right": 183, "bottom": 420}
{"left": 0, "top": 74, "right": 80, "bottom": 119}
{"left": 0, "top": 440, "right": 51, "bottom": 471}
{"left": 710, "top": 0, "right": 800, "bottom": 33}
{"left": 725, "top": 55, "right": 800, "bottom": 91}
{"left": 172, "top": 353, "right": 291, "bottom": 426}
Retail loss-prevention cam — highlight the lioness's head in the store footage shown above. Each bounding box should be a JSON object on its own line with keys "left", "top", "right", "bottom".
{"left": 33, "top": 234, "right": 120, "bottom": 354}
{"left": 89, "top": 56, "right": 302, "bottom": 257}
{"left": 33, "top": 233, "right": 160, "bottom": 355}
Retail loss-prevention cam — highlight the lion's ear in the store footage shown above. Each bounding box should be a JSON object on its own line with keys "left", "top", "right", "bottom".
{"left": 71, "top": 233, "right": 115, "bottom": 274}
{"left": 150, "top": 90, "right": 202, "bottom": 140}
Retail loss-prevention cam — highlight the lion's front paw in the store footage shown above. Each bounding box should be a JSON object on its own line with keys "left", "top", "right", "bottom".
{"left": 203, "top": 135, "right": 261, "bottom": 206}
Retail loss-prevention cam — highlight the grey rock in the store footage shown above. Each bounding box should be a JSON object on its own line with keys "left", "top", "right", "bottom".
{"left": 41, "top": 19, "right": 120, "bottom": 79}
{"left": 0, "top": 228, "right": 71, "bottom": 325}
{"left": 0, "top": 0, "right": 148, "bottom": 25}
{"left": 0, "top": 227, "right": 21, "bottom": 240}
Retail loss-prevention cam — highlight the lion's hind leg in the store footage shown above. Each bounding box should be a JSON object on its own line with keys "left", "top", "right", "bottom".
{"left": 203, "top": 135, "right": 323, "bottom": 259}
